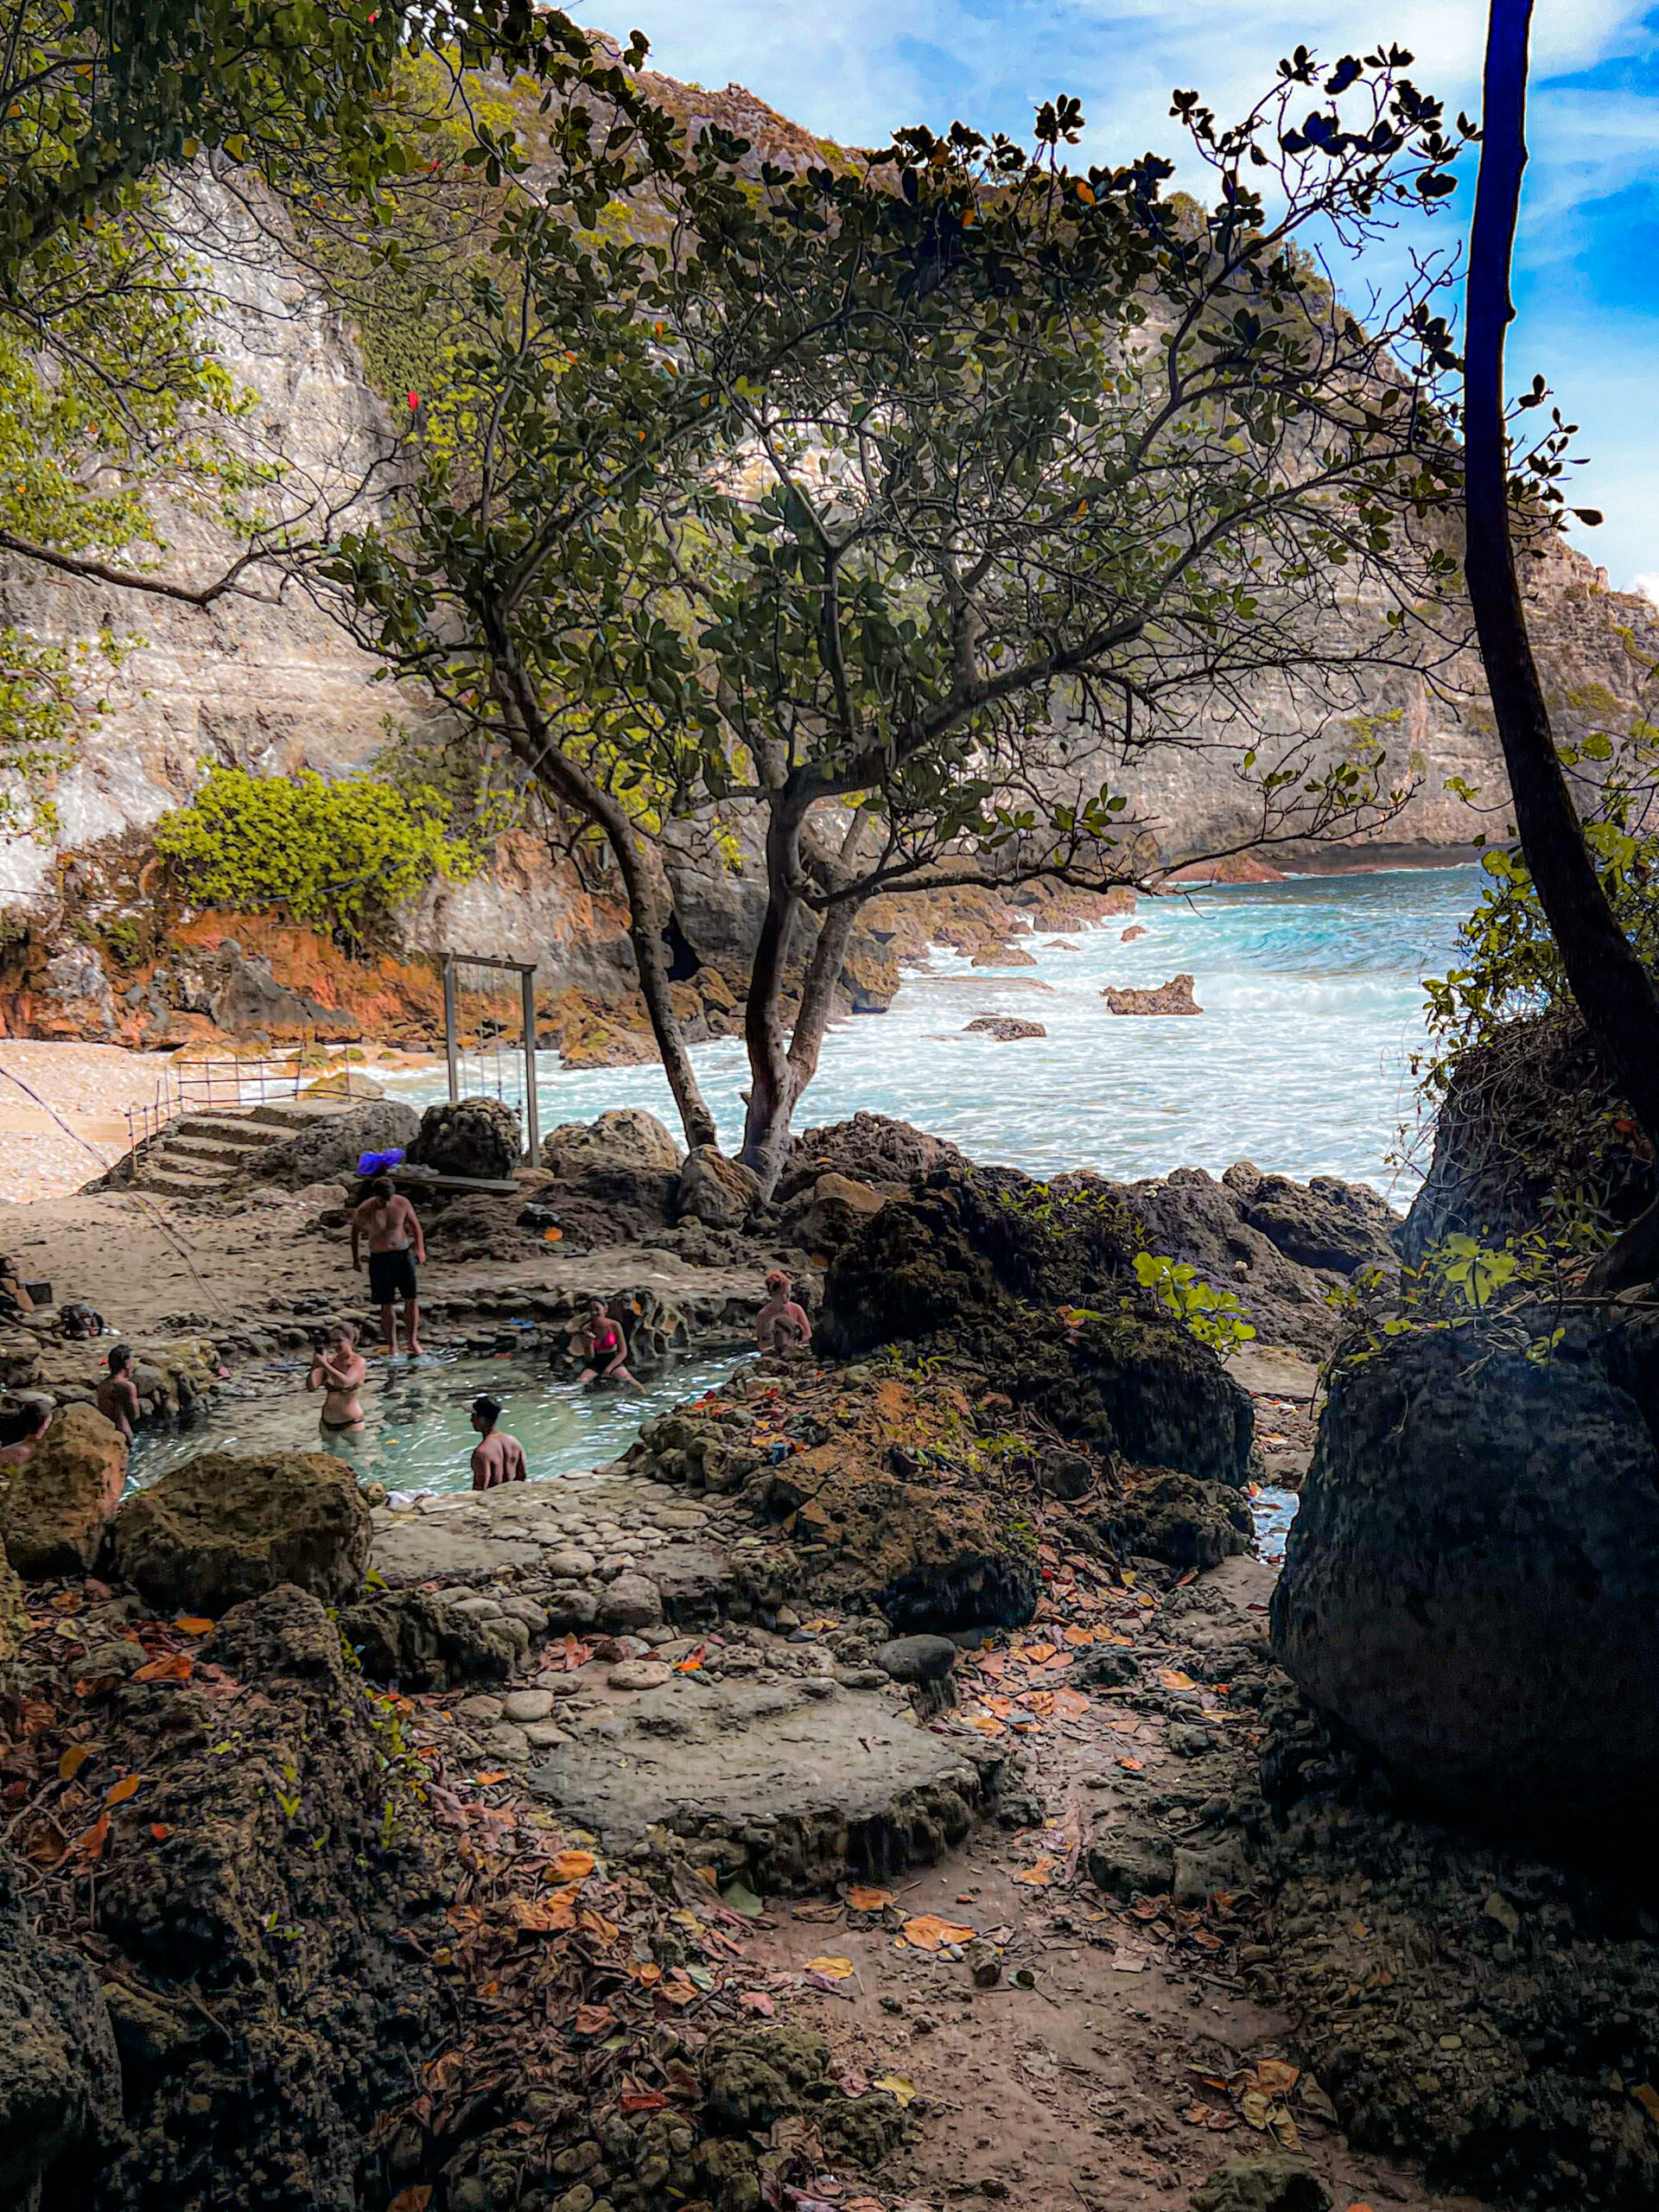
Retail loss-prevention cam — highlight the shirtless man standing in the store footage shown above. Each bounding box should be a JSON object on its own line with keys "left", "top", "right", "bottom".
{"left": 469, "top": 1395, "right": 529, "bottom": 1490}
{"left": 351, "top": 1174, "right": 427, "bottom": 1357}
{"left": 95, "top": 1344, "right": 141, "bottom": 1439}
{"left": 755, "top": 1271, "right": 813, "bottom": 1357}
{"left": 307, "top": 1323, "right": 367, "bottom": 1441}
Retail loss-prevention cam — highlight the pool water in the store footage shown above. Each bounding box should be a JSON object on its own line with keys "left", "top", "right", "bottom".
{"left": 127, "top": 1346, "right": 748, "bottom": 1497}
{"left": 385, "top": 865, "right": 1482, "bottom": 1198}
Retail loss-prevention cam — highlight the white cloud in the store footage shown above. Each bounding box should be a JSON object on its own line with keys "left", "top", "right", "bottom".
{"left": 1628, "top": 573, "right": 1659, "bottom": 605}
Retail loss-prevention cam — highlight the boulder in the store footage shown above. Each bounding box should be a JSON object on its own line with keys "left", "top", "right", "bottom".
{"left": 1271, "top": 1326, "right": 1659, "bottom": 1834}
{"left": 677, "top": 1145, "right": 761, "bottom": 1229}
{"left": 1241, "top": 1173, "right": 1396, "bottom": 1275}
{"left": 115, "top": 1450, "right": 372, "bottom": 1617}
{"left": 1087, "top": 1818, "right": 1174, "bottom": 1898}
{"left": 335, "top": 1588, "right": 516, "bottom": 1689}
{"left": 540, "top": 1108, "right": 684, "bottom": 1176}
{"left": 875, "top": 1634, "right": 958, "bottom": 1685}
{"left": 1103, "top": 973, "right": 1201, "bottom": 1015}
{"left": 786, "top": 1172, "right": 893, "bottom": 1256}
{"left": 241, "top": 1100, "right": 420, "bottom": 1190}
{"left": 407, "top": 1096, "right": 522, "bottom": 1179}
{"left": 596, "top": 1571, "right": 664, "bottom": 1633}
{"left": 776, "top": 1111, "right": 970, "bottom": 1204}
{"left": 963, "top": 1015, "right": 1046, "bottom": 1040}
{"left": 207, "top": 940, "right": 358, "bottom": 1039}
{"left": 0, "top": 1862, "right": 121, "bottom": 2203}
{"left": 1101, "top": 1471, "right": 1251, "bottom": 1572}
{"left": 2, "top": 1405, "right": 126, "bottom": 1579}
{"left": 1190, "top": 2156, "right": 1331, "bottom": 2212}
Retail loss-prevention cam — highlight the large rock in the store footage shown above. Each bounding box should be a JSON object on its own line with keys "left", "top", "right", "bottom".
{"left": 2, "top": 1405, "right": 127, "bottom": 1579}
{"left": 407, "top": 1096, "right": 522, "bottom": 1179}
{"left": 1271, "top": 1325, "right": 1659, "bottom": 1834}
{"left": 1237, "top": 1171, "right": 1398, "bottom": 1275}
{"left": 776, "top": 1112, "right": 970, "bottom": 1205}
{"left": 242, "top": 1100, "right": 419, "bottom": 1189}
{"left": 540, "top": 1108, "right": 683, "bottom": 1176}
{"left": 1103, "top": 973, "right": 1202, "bottom": 1015}
{"left": 536, "top": 1108, "right": 684, "bottom": 1240}
{"left": 1190, "top": 2156, "right": 1331, "bottom": 2212}
{"left": 677, "top": 1145, "right": 761, "bottom": 1228}
{"left": 335, "top": 1588, "right": 516, "bottom": 1689}
{"left": 115, "top": 1450, "right": 372, "bottom": 1617}
{"left": 1102, "top": 1471, "right": 1251, "bottom": 1571}
{"left": 0, "top": 1860, "right": 121, "bottom": 2204}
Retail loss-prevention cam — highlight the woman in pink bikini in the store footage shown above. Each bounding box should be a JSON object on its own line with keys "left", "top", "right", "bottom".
{"left": 572, "top": 1298, "right": 641, "bottom": 1389}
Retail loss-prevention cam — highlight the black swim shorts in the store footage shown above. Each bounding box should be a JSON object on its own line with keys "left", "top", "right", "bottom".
{"left": 368, "top": 1248, "right": 418, "bottom": 1304}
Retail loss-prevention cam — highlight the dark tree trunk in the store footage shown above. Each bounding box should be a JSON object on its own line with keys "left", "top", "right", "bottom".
{"left": 738, "top": 796, "right": 807, "bottom": 1191}
{"left": 1465, "top": 0, "right": 1659, "bottom": 1154}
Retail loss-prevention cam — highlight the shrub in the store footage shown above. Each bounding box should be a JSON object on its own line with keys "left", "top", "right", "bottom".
{"left": 154, "top": 766, "right": 484, "bottom": 938}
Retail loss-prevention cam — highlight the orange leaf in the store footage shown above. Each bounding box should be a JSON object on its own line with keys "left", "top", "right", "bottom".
{"left": 173, "top": 1617, "right": 216, "bottom": 1636}
{"left": 740, "top": 1989, "right": 776, "bottom": 2016}
{"left": 672, "top": 1645, "right": 706, "bottom": 1672}
{"left": 1018, "top": 1643, "right": 1057, "bottom": 1664}
{"left": 620, "top": 2089, "right": 667, "bottom": 2113}
{"left": 1052, "top": 1689, "right": 1090, "bottom": 1720}
{"left": 1634, "top": 2084, "right": 1659, "bottom": 2126}
{"left": 471, "top": 1770, "right": 509, "bottom": 1786}
{"left": 1158, "top": 1669, "right": 1197, "bottom": 1692}
{"left": 805, "top": 1955, "right": 855, "bottom": 1979}
{"left": 507, "top": 1894, "right": 575, "bottom": 1933}
{"left": 899, "top": 1914, "right": 976, "bottom": 1952}
{"left": 1015, "top": 1857, "right": 1058, "bottom": 1888}
{"left": 572, "top": 2004, "right": 614, "bottom": 2037}
{"left": 1063, "top": 1626, "right": 1093, "bottom": 1646}
{"left": 578, "top": 1908, "right": 620, "bottom": 1943}
{"left": 845, "top": 1885, "right": 894, "bottom": 1912}
{"left": 133, "top": 1653, "right": 192, "bottom": 1683}
{"left": 105, "top": 1775, "right": 141, "bottom": 1806}
{"left": 73, "top": 1813, "right": 110, "bottom": 1860}
{"left": 1116, "top": 1756, "right": 1144, "bottom": 1771}
{"left": 552, "top": 1847, "right": 596, "bottom": 1883}
{"left": 389, "top": 2190, "right": 433, "bottom": 2212}
{"left": 57, "top": 1744, "right": 93, "bottom": 1781}
{"left": 1020, "top": 1690, "right": 1056, "bottom": 1717}
{"left": 149, "top": 1823, "right": 173, "bottom": 1841}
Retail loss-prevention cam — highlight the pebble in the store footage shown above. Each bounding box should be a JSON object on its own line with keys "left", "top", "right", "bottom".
{"left": 502, "top": 1689, "right": 556, "bottom": 1723}
{"left": 608, "top": 1660, "right": 672, "bottom": 1691}
{"left": 544, "top": 1548, "right": 597, "bottom": 1577}
{"left": 456, "top": 1694, "right": 505, "bottom": 1723}
{"left": 484, "top": 1724, "right": 531, "bottom": 1759}
{"left": 448, "top": 1595, "right": 505, "bottom": 1622}
{"left": 521, "top": 1721, "right": 569, "bottom": 1751}
{"left": 836, "top": 1667, "right": 890, "bottom": 1691}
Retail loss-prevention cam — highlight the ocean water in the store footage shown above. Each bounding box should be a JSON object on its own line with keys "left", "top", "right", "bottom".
{"left": 397, "top": 865, "right": 1481, "bottom": 1198}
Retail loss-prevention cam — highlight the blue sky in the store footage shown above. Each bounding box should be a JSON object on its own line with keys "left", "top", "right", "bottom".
{"left": 615, "top": 0, "right": 1659, "bottom": 595}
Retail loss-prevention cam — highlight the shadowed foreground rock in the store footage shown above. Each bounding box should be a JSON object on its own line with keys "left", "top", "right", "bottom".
{"left": 115, "top": 1450, "right": 371, "bottom": 1617}
{"left": 2, "top": 1404, "right": 127, "bottom": 1579}
{"left": 0, "top": 1860, "right": 121, "bottom": 2207}
{"left": 1271, "top": 1325, "right": 1659, "bottom": 1834}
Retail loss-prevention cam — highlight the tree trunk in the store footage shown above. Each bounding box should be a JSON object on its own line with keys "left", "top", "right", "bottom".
{"left": 485, "top": 634, "right": 719, "bottom": 1153}
{"left": 1465, "top": 0, "right": 1659, "bottom": 1154}
{"left": 738, "top": 794, "right": 807, "bottom": 1188}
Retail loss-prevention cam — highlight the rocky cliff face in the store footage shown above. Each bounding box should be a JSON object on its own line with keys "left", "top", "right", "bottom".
{"left": 1, "top": 67, "right": 1654, "bottom": 1045}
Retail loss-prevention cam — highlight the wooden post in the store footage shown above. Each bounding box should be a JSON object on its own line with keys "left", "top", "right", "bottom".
{"left": 442, "top": 955, "right": 460, "bottom": 1103}
{"left": 519, "top": 964, "right": 540, "bottom": 1166}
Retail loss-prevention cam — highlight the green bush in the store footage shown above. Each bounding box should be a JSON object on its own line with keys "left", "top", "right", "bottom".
{"left": 154, "top": 766, "right": 483, "bottom": 937}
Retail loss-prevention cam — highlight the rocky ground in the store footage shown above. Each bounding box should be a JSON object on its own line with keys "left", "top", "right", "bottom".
{"left": 3, "top": 1105, "right": 1656, "bottom": 2212}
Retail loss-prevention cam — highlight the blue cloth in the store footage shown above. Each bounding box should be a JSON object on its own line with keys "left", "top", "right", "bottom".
{"left": 355, "top": 1147, "right": 407, "bottom": 1177}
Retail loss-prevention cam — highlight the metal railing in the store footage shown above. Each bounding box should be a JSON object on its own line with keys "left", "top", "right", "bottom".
{"left": 120, "top": 1054, "right": 309, "bottom": 1172}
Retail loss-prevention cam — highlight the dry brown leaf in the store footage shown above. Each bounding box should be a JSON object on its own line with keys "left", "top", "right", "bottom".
{"left": 1255, "top": 2059, "right": 1300, "bottom": 2096}
{"left": 552, "top": 1848, "right": 596, "bottom": 1882}
{"left": 471, "top": 1770, "right": 509, "bottom": 1786}
{"left": 133, "top": 1653, "right": 192, "bottom": 1683}
{"left": 1635, "top": 2083, "right": 1659, "bottom": 2125}
{"left": 57, "top": 1745, "right": 93, "bottom": 1781}
{"left": 804, "top": 1955, "right": 855, "bottom": 1979}
{"left": 1158, "top": 1669, "right": 1197, "bottom": 1691}
{"left": 899, "top": 1915, "right": 976, "bottom": 1952}
{"left": 73, "top": 1813, "right": 110, "bottom": 1861}
{"left": 105, "top": 1776, "right": 141, "bottom": 1806}
{"left": 845, "top": 1885, "right": 894, "bottom": 1913}
{"left": 571, "top": 2004, "right": 614, "bottom": 2036}
{"left": 388, "top": 2190, "right": 433, "bottom": 2212}
{"left": 174, "top": 1617, "right": 216, "bottom": 1636}
{"left": 1014, "top": 1857, "right": 1058, "bottom": 1888}
{"left": 149, "top": 1823, "right": 173, "bottom": 1841}
{"left": 507, "top": 1895, "right": 575, "bottom": 1933}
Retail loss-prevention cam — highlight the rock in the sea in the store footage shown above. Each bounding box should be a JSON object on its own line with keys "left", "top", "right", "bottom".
{"left": 963, "top": 1015, "right": 1047, "bottom": 1040}
{"left": 115, "top": 1450, "right": 372, "bottom": 1617}
{"left": 1102, "top": 1471, "right": 1251, "bottom": 1572}
{"left": 2, "top": 1404, "right": 127, "bottom": 1578}
{"left": 336, "top": 1588, "right": 515, "bottom": 1688}
{"left": 241, "top": 1101, "right": 420, "bottom": 1190}
{"left": 875, "top": 1634, "right": 958, "bottom": 1685}
{"left": 1189, "top": 2154, "right": 1332, "bottom": 2212}
{"left": 407, "top": 1096, "right": 521, "bottom": 1179}
{"left": 1272, "top": 1326, "right": 1659, "bottom": 1834}
{"left": 677, "top": 1145, "right": 760, "bottom": 1228}
{"left": 0, "top": 1860, "right": 121, "bottom": 2204}
{"left": 1103, "top": 973, "right": 1201, "bottom": 1015}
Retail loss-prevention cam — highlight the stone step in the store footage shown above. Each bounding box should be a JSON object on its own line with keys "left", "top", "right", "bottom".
{"left": 162, "top": 1135, "right": 264, "bottom": 1170}
{"left": 139, "top": 1167, "right": 232, "bottom": 1199}
{"left": 172, "top": 1115, "right": 273, "bottom": 1149}
{"left": 249, "top": 1098, "right": 353, "bottom": 1132}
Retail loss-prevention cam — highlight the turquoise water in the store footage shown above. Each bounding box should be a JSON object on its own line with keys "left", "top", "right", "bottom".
{"left": 128, "top": 1347, "right": 747, "bottom": 1495}
{"left": 396, "top": 866, "right": 1480, "bottom": 1198}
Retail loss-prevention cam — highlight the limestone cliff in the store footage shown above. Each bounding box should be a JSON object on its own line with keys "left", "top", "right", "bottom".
{"left": 0, "top": 60, "right": 1654, "bottom": 1046}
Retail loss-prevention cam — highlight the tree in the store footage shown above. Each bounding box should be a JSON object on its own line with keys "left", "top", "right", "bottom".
{"left": 337, "top": 51, "right": 1472, "bottom": 1189}
{"left": 1462, "top": 0, "right": 1659, "bottom": 1157}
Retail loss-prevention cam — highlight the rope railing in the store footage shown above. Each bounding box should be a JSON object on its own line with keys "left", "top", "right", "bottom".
{"left": 120, "top": 1053, "right": 309, "bottom": 1173}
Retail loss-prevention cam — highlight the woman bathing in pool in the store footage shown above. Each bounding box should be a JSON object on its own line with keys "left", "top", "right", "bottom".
{"left": 570, "top": 1298, "right": 642, "bottom": 1390}
{"left": 307, "top": 1322, "right": 367, "bottom": 1440}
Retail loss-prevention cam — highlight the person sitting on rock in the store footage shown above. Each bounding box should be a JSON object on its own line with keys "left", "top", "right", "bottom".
{"left": 571, "top": 1298, "right": 640, "bottom": 1389}
{"left": 755, "top": 1270, "right": 813, "bottom": 1357}
{"left": 0, "top": 1400, "right": 50, "bottom": 1466}
{"left": 351, "top": 1173, "right": 427, "bottom": 1357}
{"left": 0, "top": 1258, "right": 34, "bottom": 1321}
{"left": 470, "top": 1394, "right": 529, "bottom": 1490}
{"left": 307, "top": 1322, "right": 367, "bottom": 1443}
{"left": 95, "top": 1344, "right": 140, "bottom": 1439}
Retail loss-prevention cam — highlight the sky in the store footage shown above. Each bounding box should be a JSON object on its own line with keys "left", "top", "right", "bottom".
{"left": 607, "top": 0, "right": 1659, "bottom": 597}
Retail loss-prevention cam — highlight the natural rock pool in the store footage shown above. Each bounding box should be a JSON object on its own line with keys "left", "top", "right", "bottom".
{"left": 387, "top": 863, "right": 1483, "bottom": 1194}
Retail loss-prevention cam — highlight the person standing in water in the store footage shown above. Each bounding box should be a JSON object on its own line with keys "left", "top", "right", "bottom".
{"left": 95, "top": 1344, "right": 141, "bottom": 1439}
{"left": 469, "top": 1394, "right": 529, "bottom": 1490}
{"left": 351, "top": 1174, "right": 427, "bottom": 1357}
{"left": 755, "top": 1270, "right": 813, "bottom": 1357}
{"left": 307, "top": 1322, "right": 367, "bottom": 1442}
{"left": 570, "top": 1298, "right": 641, "bottom": 1389}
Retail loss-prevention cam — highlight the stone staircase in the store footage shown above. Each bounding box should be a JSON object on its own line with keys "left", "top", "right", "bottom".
{"left": 124, "top": 1099, "right": 353, "bottom": 1200}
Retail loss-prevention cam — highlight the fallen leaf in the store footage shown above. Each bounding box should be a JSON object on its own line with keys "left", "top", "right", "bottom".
{"left": 1052, "top": 1689, "right": 1090, "bottom": 1720}
{"left": 73, "top": 1813, "right": 110, "bottom": 1861}
{"left": 471, "top": 1770, "right": 509, "bottom": 1786}
{"left": 740, "top": 1990, "right": 777, "bottom": 2017}
{"left": 1015, "top": 1857, "right": 1058, "bottom": 1888}
{"left": 1633, "top": 2083, "right": 1659, "bottom": 2125}
{"left": 1116, "top": 1757, "right": 1144, "bottom": 1771}
{"left": 571, "top": 2004, "right": 614, "bottom": 2037}
{"left": 1020, "top": 1690, "right": 1056, "bottom": 1717}
{"left": 552, "top": 1848, "right": 596, "bottom": 1882}
{"left": 672, "top": 1645, "right": 706, "bottom": 1671}
{"left": 804, "top": 1955, "right": 855, "bottom": 1980}
{"left": 874, "top": 2074, "right": 917, "bottom": 2107}
{"left": 578, "top": 1908, "right": 620, "bottom": 1943}
{"left": 964, "top": 1715, "right": 1006, "bottom": 1736}
{"left": 899, "top": 1915, "right": 976, "bottom": 1952}
{"left": 174, "top": 1617, "right": 216, "bottom": 1636}
{"left": 840, "top": 2069, "right": 868, "bottom": 2098}
{"left": 791, "top": 1901, "right": 842, "bottom": 1923}
{"left": 845, "top": 1885, "right": 894, "bottom": 1913}
{"left": 1158, "top": 1669, "right": 1197, "bottom": 1691}
{"left": 24, "top": 1827, "right": 66, "bottom": 1866}
{"left": 1254, "top": 2059, "right": 1300, "bottom": 2096}
{"left": 982, "top": 1695, "right": 1014, "bottom": 1718}
{"left": 620, "top": 2089, "right": 667, "bottom": 2113}
{"left": 105, "top": 1776, "right": 142, "bottom": 1806}
{"left": 1063, "top": 1626, "right": 1094, "bottom": 1647}
{"left": 507, "top": 1894, "right": 575, "bottom": 1933}
{"left": 57, "top": 1745, "right": 93, "bottom": 1781}
{"left": 388, "top": 2190, "right": 433, "bottom": 2212}
{"left": 133, "top": 1653, "right": 192, "bottom": 1683}
{"left": 1018, "top": 1643, "right": 1057, "bottom": 1664}
{"left": 149, "top": 1823, "right": 173, "bottom": 1841}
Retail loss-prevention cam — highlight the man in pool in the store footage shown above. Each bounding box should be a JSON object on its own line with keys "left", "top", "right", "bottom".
{"left": 570, "top": 1298, "right": 641, "bottom": 1389}
{"left": 307, "top": 1322, "right": 367, "bottom": 1440}
{"left": 755, "top": 1270, "right": 812, "bottom": 1357}
{"left": 352, "top": 1174, "right": 427, "bottom": 1357}
{"left": 95, "top": 1344, "right": 141, "bottom": 1439}
{"left": 470, "top": 1394, "right": 529, "bottom": 1489}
